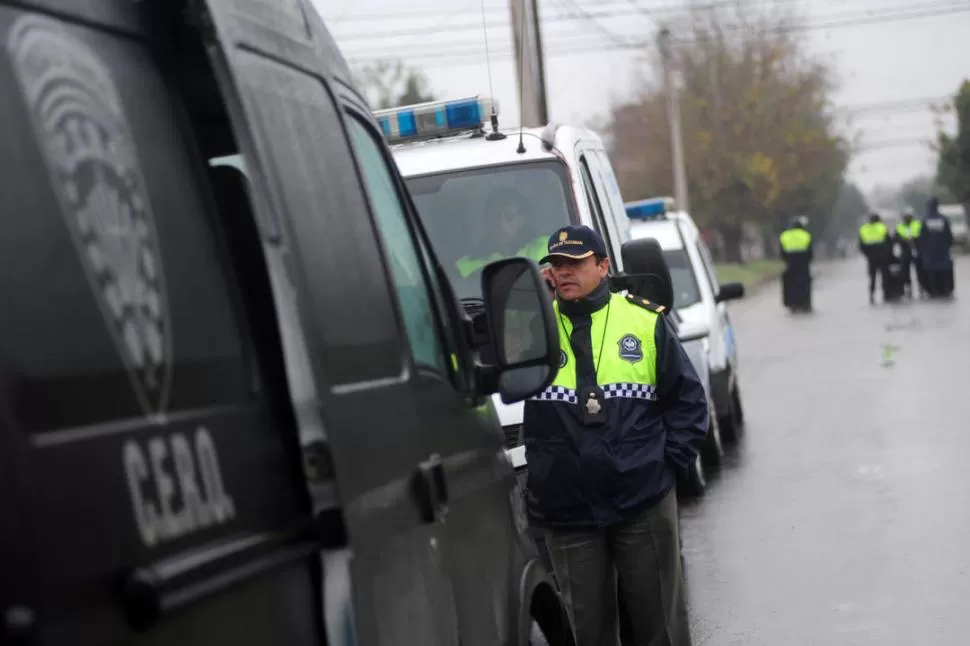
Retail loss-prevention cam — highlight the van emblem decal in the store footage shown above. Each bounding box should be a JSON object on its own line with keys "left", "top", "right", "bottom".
{"left": 8, "top": 16, "right": 173, "bottom": 416}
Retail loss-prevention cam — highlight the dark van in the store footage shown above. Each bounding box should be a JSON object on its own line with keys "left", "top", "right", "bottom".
{"left": 0, "top": 1, "right": 573, "bottom": 645}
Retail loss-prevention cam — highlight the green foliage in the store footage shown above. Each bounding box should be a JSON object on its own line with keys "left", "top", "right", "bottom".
{"left": 606, "top": 2, "right": 847, "bottom": 258}
{"left": 937, "top": 80, "right": 970, "bottom": 204}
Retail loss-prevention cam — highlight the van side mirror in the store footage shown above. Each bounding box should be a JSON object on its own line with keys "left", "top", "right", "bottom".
{"left": 480, "top": 258, "right": 559, "bottom": 404}
{"left": 715, "top": 281, "right": 745, "bottom": 303}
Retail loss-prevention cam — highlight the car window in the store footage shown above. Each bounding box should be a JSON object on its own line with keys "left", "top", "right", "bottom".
{"left": 405, "top": 160, "right": 576, "bottom": 301}
{"left": 664, "top": 249, "right": 703, "bottom": 309}
{"left": 347, "top": 117, "right": 447, "bottom": 373}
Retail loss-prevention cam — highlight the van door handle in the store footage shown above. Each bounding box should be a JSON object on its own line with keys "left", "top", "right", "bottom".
{"left": 413, "top": 453, "right": 449, "bottom": 523}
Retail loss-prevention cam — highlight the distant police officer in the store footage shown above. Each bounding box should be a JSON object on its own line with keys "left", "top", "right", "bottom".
{"left": 858, "top": 213, "right": 890, "bottom": 304}
{"left": 523, "top": 225, "right": 708, "bottom": 646}
{"left": 779, "top": 215, "right": 814, "bottom": 312}
{"left": 918, "top": 197, "right": 955, "bottom": 298}
{"left": 895, "top": 208, "right": 923, "bottom": 298}
{"left": 455, "top": 188, "right": 547, "bottom": 279}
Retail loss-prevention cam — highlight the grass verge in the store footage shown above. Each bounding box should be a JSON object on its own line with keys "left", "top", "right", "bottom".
{"left": 715, "top": 259, "right": 785, "bottom": 288}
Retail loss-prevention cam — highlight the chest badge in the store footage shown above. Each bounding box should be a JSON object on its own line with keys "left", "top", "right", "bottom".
{"left": 558, "top": 349, "right": 568, "bottom": 369}
{"left": 618, "top": 334, "right": 643, "bottom": 363}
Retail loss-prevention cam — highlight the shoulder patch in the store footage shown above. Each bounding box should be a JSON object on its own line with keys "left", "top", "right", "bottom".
{"left": 625, "top": 293, "right": 666, "bottom": 314}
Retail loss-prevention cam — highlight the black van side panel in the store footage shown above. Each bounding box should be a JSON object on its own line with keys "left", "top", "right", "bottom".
{"left": 0, "top": 6, "right": 317, "bottom": 643}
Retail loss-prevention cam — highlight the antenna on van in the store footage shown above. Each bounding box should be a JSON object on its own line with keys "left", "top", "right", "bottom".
{"left": 514, "top": 0, "right": 527, "bottom": 154}
{"left": 479, "top": 0, "right": 506, "bottom": 141}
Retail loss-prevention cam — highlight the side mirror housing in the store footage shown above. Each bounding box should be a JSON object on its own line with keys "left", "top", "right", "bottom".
{"left": 715, "top": 281, "right": 745, "bottom": 303}
{"left": 677, "top": 320, "right": 711, "bottom": 344}
{"left": 480, "top": 258, "right": 559, "bottom": 404}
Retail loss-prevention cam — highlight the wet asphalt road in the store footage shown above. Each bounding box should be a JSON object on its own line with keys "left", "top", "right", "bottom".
{"left": 681, "top": 254, "right": 970, "bottom": 645}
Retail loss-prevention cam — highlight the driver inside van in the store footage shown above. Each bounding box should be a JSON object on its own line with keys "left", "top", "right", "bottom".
{"left": 455, "top": 188, "right": 548, "bottom": 279}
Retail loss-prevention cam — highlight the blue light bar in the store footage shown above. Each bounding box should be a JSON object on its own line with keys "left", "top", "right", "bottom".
{"left": 625, "top": 197, "right": 674, "bottom": 220}
{"left": 374, "top": 96, "right": 497, "bottom": 143}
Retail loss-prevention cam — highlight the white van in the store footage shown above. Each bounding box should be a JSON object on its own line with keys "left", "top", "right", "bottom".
{"left": 377, "top": 97, "right": 713, "bottom": 485}
{"left": 624, "top": 198, "right": 747, "bottom": 441}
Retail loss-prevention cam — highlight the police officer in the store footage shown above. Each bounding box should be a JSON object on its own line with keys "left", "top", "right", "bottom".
{"left": 523, "top": 225, "right": 708, "bottom": 646}
{"left": 455, "top": 189, "right": 547, "bottom": 279}
{"left": 918, "top": 197, "right": 955, "bottom": 298}
{"left": 858, "top": 213, "right": 890, "bottom": 304}
{"left": 895, "top": 208, "right": 923, "bottom": 298}
{"left": 779, "top": 216, "right": 813, "bottom": 312}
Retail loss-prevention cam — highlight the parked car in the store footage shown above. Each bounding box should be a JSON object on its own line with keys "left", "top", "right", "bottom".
{"left": 939, "top": 203, "right": 969, "bottom": 247}
{"left": 624, "top": 198, "right": 747, "bottom": 441}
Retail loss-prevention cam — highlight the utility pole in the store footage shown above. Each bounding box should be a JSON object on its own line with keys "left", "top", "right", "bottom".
{"left": 658, "top": 27, "right": 689, "bottom": 213}
{"left": 508, "top": 0, "right": 548, "bottom": 126}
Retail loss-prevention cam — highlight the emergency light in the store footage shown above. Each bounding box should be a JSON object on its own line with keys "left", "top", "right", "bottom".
{"left": 625, "top": 197, "right": 674, "bottom": 220}
{"left": 375, "top": 96, "right": 498, "bottom": 144}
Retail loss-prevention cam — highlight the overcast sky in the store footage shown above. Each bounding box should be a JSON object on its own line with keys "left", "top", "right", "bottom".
{"left": 311, "top": 0, "right": 970, "bottom": 197}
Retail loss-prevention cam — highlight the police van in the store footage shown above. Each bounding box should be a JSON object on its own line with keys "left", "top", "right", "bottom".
{"left": 624, "top": 198, "right": 747, "bottom": 442}
{"left": 0, "top": 2, "right": 575, "bottom": 645}
{"left": 377, "top": 100, "right": 648, "bottom": 437}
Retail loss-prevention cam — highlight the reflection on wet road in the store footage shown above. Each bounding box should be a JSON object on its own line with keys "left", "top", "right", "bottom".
{"left": 682, "top": 256, "right": 970, "bottom": 645}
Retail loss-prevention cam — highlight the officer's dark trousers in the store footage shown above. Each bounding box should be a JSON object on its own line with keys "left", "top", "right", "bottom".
{"left": 544, "top": 490, "right": 691, "bottom": 646}
{"left": 866, "top": 258, "right": 881, "bottom": 297}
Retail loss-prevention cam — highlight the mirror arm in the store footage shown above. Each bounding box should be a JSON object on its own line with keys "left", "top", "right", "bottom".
{"left": 463, "top": 311, "right": 490, "bottom": 349}
{"left": 475, "top": 363, "right": 501, "bottom": 396}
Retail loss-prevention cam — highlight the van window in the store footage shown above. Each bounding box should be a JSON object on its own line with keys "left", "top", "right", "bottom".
{"left": 579, "top": 156, "right": 616, "bottom": 269}
{"left": 664, "top": 249, "right": 702, "bottom": 308}
{"left": 590, "top": 151, "right": 626, "bottom": 248}
{"left": 405, "top": 160, "right": 576, "bottom": 301}
{"left": 347, "top": 117, "right": 446, "bottom": 373}
{"left": 695, "top": 240, "right": 721, "bottom": 293}
{"left": 233, "top": 52, "right": 405, "bottom": 385}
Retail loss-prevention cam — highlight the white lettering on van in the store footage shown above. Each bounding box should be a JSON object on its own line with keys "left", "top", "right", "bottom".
{"left": 124, "top": 426, "right": 236, "bottom": 548}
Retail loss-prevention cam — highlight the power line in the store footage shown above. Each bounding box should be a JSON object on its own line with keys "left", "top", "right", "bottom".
{"left": 335, "top": 0, "right": 966, "bottom": 43}
{"left": 344, "top": 2, "right": 970, "bottom": 62}
{"left": 836, "top": 96, "right": 952, "bottom": 114}
{"left": 550, "top": 0, "right": 634, "bottom": 47}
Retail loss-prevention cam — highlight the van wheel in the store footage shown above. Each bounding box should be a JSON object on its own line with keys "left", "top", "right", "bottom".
{"left": 718, "top": 383, "right": 744, "bottom": 442}
{"left": 700, "top": 399, "right": 723, "bottom": 468}
{"left": 680, "top": 455, "right": 706, "bottom": 498}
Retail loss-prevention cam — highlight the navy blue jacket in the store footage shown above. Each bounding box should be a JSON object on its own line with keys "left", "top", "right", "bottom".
{"left": 522, "top": 287, "right": 708, "bottom": 529}
{"left": 918, "top": 208, "right": 954, "bottom": 271}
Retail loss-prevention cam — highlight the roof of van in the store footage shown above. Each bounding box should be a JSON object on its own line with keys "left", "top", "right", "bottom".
{"left": 390, "top": 125, "right": 588, "bottom": 177}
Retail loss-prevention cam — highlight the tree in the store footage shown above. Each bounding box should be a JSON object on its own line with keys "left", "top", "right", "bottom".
{"left": 896, "top": 175, "right": 956, "bottom": 214}
{"left": 353, "top": 59, "right": 435, "bottom": 110}
{"left": 607, "top": 2, "right": 847, "bottom": 261}
{"left": 936, "top": 79, "right": 970, "bottom": 204}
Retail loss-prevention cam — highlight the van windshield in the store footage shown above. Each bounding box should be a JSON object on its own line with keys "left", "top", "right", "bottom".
{"left": 663, "top": 249, "right": 702, "bottom": 309}
{"left": 405, "top": 160, "right": 577, "bottom": 301}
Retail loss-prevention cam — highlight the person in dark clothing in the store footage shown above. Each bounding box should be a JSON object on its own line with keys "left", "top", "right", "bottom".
{"left": 895, "top": 209, "right": 922, "bottom": 298}
{"left": 524, "top": 225, "right": 707, "bottom": 646}
{"left": 779, "top": 216, "right": 814, "bottom": 312}
{"left": 918, "top": 197, "right": 955, "bottom": 298}
{"left": 858, "top": 213, "right": 890, "bottom": 304}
